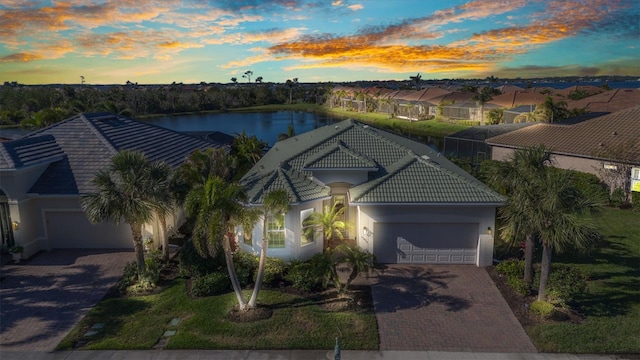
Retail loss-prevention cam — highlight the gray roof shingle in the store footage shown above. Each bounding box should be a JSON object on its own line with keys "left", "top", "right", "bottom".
{"left": 241, "top": 120, "right": 504, "bottom": 205}
{"left": 5, "top": 112, "right": 222, "bottom": 195}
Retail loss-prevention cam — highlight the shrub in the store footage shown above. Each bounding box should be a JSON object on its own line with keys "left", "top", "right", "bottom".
{"left": 530, "top": 300, "right": 557, "bottom": 319}
{"left": 496, "top": 259, "right": 529, "bottom": 295}
{"left": 495, "top": 258, "right": 524, "bottom": 278}
{"left": 632, "top": 192, "right": 640, "bottom": 211}
{"left": 254, "top": 257, "right": 287, "bottom": 285}
{"left": 178, "top": 238, "right": 223, "bottom": 277}
{"left": 191, "top": 272, "right": 230, "bottom": 297}
{"left": 286, "top": 259, "right": 325, "bottom": 293}
{"left": 116, "top": 262, "right": 138, "bottom": 293}
{"left": 536, "top": 265, "right": 588, "bottom": 306}
{"left": 507, "top": 276, "right": 530, "bottom": 296}
{"left": 566, "top": 169, "right": 609, "bottom": 203}
{"left": 142, "top": 250, "right": 162, "bottom": 285}
{"left": 610, "top": 188, "right": 626, "bottom": 207}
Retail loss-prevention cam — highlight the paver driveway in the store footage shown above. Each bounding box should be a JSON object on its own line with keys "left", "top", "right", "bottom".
{"left": 0, "top": 249, "right": 134, "bottom": 351}
{"left": 371, "top": 264, "right": 537, "bottom": 353}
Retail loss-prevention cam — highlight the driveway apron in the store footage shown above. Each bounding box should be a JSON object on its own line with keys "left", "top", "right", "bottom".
{"left": 0, "top": 249, "right": 134, "bottom": 351}
{"left": 371, "top": 264, "right": 537, "bottom": 353}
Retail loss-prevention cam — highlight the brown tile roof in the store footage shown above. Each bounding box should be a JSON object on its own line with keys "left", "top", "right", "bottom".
{"left": 554, "top": 85, "right": 604, "bottom": 97}
{"left": 427, "top": 91, "right": 475, "bottom": 105}
{"left": 487, "top": 91, "right": 549, "bottom": 108}
{"left": 486, "top": 106, "right": 640, "bottom": 165}
{"left": 567, "top": 88, "right": 640, "bottom": 113}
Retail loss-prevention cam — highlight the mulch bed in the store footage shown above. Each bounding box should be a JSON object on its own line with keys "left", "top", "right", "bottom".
{"left": 486, "top": 266, "right": 584, "bottom": 327}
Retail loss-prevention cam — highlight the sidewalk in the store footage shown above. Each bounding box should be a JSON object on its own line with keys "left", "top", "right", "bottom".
{"left": 0, "top": 350, "right": 627, "bottom": 360}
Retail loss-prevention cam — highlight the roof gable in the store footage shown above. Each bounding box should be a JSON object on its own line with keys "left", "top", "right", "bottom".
{"left": 303, "top": 140, "right": 378, "bottom": 170}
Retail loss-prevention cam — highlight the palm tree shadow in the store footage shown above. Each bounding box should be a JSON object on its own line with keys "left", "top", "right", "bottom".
{"left": 371, "top": 266, "right": 471, "bottom": 313}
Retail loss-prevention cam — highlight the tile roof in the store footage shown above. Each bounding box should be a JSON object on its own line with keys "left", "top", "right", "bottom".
{"left": 0, "top": 135, "right": 64, "bottom": 169}
{"left": 241, "top": 120, "right": 504, "bottom": 205}
{"left": 350, "top": 154, "right": 505, "bottom": 204}
{"left": 567, "top": 88, "right": 640, "bottom": 113}
{"left": 486, "top": 106, "right": 640, "bottom": 165}
{"left": 4, "top": 113, "right": 221, "bottom": 195}
{"left": 303, "top": 141, "right": 377, "bottom": 170}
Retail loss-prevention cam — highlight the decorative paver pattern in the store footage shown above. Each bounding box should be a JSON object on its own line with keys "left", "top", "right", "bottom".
{"left": 0, "top": 249, "right": 134, "bottom": 351}
{"left": 371, "top": 264, "right": 537, "bottom": 353}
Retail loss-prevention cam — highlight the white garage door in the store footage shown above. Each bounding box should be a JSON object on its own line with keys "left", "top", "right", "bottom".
{"left": 373, "top": 223, "right": 478, "bottom": 264}
{"left": 45, "top": 211, "right": 132, "bottom": 249}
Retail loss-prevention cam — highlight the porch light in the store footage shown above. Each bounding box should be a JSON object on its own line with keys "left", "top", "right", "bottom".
{"left": 12, "top": 221, "right": 19, "bottom": 231}
{"left": 363, "top": 226, "right": 373, "bottom": 237}
{"left": 487, "top": 227, "right": 492, "bottom": 236}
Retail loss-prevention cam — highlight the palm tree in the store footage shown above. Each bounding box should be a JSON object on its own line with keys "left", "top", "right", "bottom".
{"left": 185, "top": 177, "right": 257, "bottom": 309}
{"left": 248, "top": 189, "right": 290, "bottom": 307}
{"left": 538, "top": 96, "right": 568, "bottom": 123}
{"left": 534, "top": 169, "right": 600, "bottom": 301}
{"left": 483, "top": 145, "right": 552, "bottom": 287}
{"left": 334, "top": 243, "right": 374, "bottom": 292}
{"left": 286, "top": 78, "right": 298, "bottom": 104}
{"left": 409, "top": 73, "right": 422, "bottom": 90}
{"left": 148, "top": 161, "right": 174, "bottom": 261}
{"left": 303, "top": 203, "right": 350, "bottom": 249}
{"left": 82, "top": 151, "right": 170, "bottom": 276}
{"left": 172, "top": 148, "right": 237, "bottom": 203}
{"left": 243, "top": 70, "right": 253, "bottom": 83}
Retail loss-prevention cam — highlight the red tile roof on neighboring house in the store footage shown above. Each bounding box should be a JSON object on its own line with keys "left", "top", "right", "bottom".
{"left": 426, "top": 91, "right": 475, "bottom": 105}
{"left": 487, "top": 91, "right": 549, "bottom": 108}
{"left": 567, "top": 88, "right": 640, "bottom": 113}
{"left": 486, "top": 106, "right": 640, "bottom": 165}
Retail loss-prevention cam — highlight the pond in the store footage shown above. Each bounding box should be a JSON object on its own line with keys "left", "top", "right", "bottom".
{"left": 146, "top": 111, "right": 341, "bottom": 146}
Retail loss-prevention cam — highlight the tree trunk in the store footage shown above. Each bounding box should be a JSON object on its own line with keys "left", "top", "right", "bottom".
{"left": 223, "top": 234, "right": 247, "bottom": 309}
{"left": 537, "top": 244, "right": 553, "bottom": 301}
{"left": 249, "top": 236, "right": 268, "bottom": 308}
{"left": 130, "top": 223, "right": 146, "bottom": 278}
{"left": 160, "top": 215, "right": 169, "bottom": 261}
{"left": 523, "top": 233, "right": 534, "bottom": 288}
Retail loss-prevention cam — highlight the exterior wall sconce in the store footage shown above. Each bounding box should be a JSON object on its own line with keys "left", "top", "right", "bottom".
{"left": 487, "top": 227, "right": 492, "bottom": 236}
{"left": 363, "top": 226, "right": 373, "bottom": 237}
{"left": 12, "top": 221, "right": 19, "bottom": 231}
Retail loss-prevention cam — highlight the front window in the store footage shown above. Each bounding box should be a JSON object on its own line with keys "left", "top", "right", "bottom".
{"left": 301, "top": 208, "right": 315, "bottom": 245}
{"left": 267, "top": 213, "right": 285, "bottom": 248}
{"left": 239, "top": 227, "right": 251, "bottom": 246}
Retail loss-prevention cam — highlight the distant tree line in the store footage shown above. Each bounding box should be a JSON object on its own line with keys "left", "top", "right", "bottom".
{"left": 0, "top": 82, "right": 331, "bottom": 128}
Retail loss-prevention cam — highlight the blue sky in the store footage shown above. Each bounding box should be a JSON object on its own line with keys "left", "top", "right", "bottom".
{"left": 1, "top": 0, "right": 638, "bottom": 84}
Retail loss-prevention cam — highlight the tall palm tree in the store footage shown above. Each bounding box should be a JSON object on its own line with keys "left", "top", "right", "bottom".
{"left": 535, "top": 169, "right": 600, "bottom": 301}
{"left": 248, "top": 189, "right": 290, "bottom": 307}
{"left": 185, "top": 177, "right": 257, "bottom": 309}
{"left": 483, "top": 145, "right": 551, "bottom": 287}
{"left": 82, "top": 151, "right": 170, "bottom": 276}
{"left": 148, "top": 160, "right": 174, "bottom": 261}
{"left": 538, "top": 96, "right": 568, "bottom": 123}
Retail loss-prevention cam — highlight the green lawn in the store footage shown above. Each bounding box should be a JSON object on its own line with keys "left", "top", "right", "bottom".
{"left": 57, "top": 280, "right": 378, "bottom": 350}
{"left": 527, "top": 207, "right": 640, "bottom": 353}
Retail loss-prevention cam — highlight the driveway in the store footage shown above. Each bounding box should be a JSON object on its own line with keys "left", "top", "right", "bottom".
{"left": 370, "top": 264, "right": 537, "bottom": 353}
{"left": 0, "top": 249, "right": 134, "bottom": 351}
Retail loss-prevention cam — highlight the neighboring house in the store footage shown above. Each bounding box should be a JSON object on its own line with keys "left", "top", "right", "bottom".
{"left": 487, "top": 106, "right": 640, "bottom": 189}
{"left": 443, "top": 123, "right": 536, "bottom": 164}
{"left": 0, "top": 113, "right": 222, "bottom": 257}
{"left": 239, "top": 120, "right": 505, "bottom": 266}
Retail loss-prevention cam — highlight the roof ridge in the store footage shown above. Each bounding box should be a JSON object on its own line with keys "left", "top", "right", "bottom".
{"left": 80, "top": 114, "right": 119, "bottom": 155}
{"left": 279, "top": 121, "right": 355, "bottom": 166}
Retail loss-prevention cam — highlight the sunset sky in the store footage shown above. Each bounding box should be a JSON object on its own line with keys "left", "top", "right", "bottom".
{"left": 1, "top": 0, "right": 638, "bottom": 85}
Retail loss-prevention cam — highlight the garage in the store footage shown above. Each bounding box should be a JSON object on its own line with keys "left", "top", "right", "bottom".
{"left": 45, "top": 211, "right": 132, "bottom": 249}
{"left": 373, "top": 223, "right": 478, "bottom": 264}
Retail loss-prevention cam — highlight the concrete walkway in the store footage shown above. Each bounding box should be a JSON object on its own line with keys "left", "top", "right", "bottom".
{"left": 0, "top": 249, "right": 135, "bottom": 351}
{"left": 370, "top": 265, "right": 537, "bottom": 353}
{"left": 0, "top": 350, "right": 625, "bottom": 360}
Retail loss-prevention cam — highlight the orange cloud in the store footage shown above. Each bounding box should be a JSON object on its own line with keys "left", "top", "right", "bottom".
{"left": 347, "top": 4, "right": 364, "bottom": 11}
{"left": 0, "top": 52, "right": 43, "bottom": 62}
